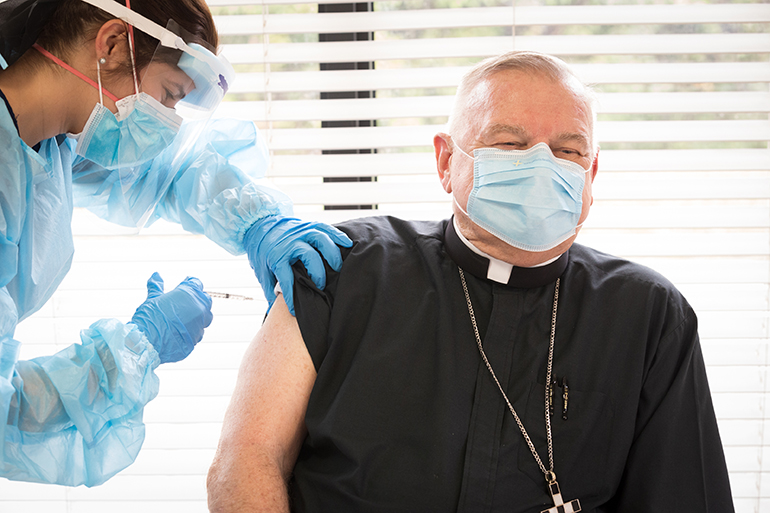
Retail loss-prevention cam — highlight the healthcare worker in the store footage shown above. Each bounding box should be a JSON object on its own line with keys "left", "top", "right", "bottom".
{"left": 0, "top": 0, "right": 352, "bottom": 487}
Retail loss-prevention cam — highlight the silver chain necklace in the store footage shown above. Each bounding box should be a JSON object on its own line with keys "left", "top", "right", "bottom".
{"left": 458, "top": 267, "right": 581, "bottom": 513}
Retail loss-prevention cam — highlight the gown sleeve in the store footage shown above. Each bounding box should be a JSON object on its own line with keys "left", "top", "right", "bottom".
{"left": 71, "top": 118, "right": 294, "bottom": 255}
{"left": 0, "top": 130, "right": 162, "bottom": 487}
{"left": 0, "top": 287, "right": 162, "bottom": 487}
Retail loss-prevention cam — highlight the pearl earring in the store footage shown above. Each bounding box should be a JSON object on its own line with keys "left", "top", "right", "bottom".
{"left": 99, "top": 58, "right": 106, "bottom": 64}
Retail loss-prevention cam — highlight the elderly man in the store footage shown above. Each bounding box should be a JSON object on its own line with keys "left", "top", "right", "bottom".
{"left": 207, "top": 51, "right": 734, "bottom": 512}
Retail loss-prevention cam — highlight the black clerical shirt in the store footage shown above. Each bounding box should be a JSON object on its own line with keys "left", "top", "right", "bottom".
{"left": 289, "top": 216, "right": 734, "bottom": 513}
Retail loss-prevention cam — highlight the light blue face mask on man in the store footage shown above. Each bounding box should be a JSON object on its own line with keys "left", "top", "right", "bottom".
{"left": 454, "top": 142, "right": 589, "bottom": 252}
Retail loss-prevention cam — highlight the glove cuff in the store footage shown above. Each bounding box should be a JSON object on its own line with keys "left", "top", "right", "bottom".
{"left": 243, "top": 215, "right": 281, "bottom": 250}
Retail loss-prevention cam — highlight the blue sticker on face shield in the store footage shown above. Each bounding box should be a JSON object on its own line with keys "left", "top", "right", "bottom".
{"left": 177, "top": 43, "right": 234, "bottom": 113}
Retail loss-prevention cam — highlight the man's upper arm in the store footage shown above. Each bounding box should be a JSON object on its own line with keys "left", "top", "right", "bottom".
{"left": 612, "top": 309, "right": 734, "bottom": 511}
{"left": 208, "top": 296, "right": 317, "bottom": 512}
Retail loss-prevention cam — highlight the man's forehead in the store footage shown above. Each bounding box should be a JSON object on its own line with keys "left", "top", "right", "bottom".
{"left": 464, "top": 72, "right": 594, "bottom": 143}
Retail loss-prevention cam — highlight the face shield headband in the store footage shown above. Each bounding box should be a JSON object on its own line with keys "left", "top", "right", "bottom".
{"left": 78, "top": 0, "right": 234, "bottom": 115}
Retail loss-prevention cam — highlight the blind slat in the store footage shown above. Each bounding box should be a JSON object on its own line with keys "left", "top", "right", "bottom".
{"left": 578, "top": 230, "right": 770, "bottom": 258}
{"left": 594, "top": 257, "right": 770, "bottom": 285}
{"left": 596, "top": 120, "right": 770, "bottom": 143}
{"left": 262, "top": 120, "right": 770, "bottom": 150}
{"left": 281, "top": 181, "right": 448, "bottom": 204}
{"left": 154, "top": 370, "right": 237, "bottom": 396}
{"left": 0, "top": 481, "right": 67, "bottom": 501}
{"left": 589, "top": 201, "right": 770, "bottom": 229}
{"left": 121, "top": 449, "right": 214, "bottom": 475}
{"left": 596, "top": 92, "right": 770, "bottom": 114}
{"left": 227, "top": 63, "right": 770, "bottom": 95}
{"left": 279, "top": 173, "right": 770, "bottom": 205}
{"left": 223, "top": 34, "right": 769, "bottom": 64}
{"left": 144, "top": 397, "right": 230, "bottom": 423}
{"left": 217, "top": 92, "right": 770, "bottom": 121}
{"left": 271, "top": 152, "right": 437, "bottom": 176}
{"left": 62, "top": 475, "right": 208, "bottom": 501}
{"left": 595, "top": 149, "right": 770, "bottom": 172}
{"left": 215, "top": 4, "right": 770, "bottom": 35}
{"left": 142, "top": 423, "right": 225, "bottom": 450}
{"left": 703, "top": 340, "right": 769, "bottom": 366}
{"left": 698, "top": 365, "right": 766, "bottom": 390}
{"left": 594, "top": 171, "right": 770, "bottom": 200}
{"left": 713, "top": 393, "right": 767, "bottom": 419}
{"left": 297, "top": 202, "right": 770, "bottom": 230}
{"left": 268, "top": 150, "right": 770, "bottom": 178}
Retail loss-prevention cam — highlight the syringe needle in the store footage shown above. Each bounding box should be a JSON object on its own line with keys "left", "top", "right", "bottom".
{"left": 206, "top": 291, "right": 254, "bottom": 301}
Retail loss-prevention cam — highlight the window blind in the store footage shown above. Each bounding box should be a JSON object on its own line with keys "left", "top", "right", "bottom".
{"left": 1, "top": 1, "right": 768, "bottom": 511}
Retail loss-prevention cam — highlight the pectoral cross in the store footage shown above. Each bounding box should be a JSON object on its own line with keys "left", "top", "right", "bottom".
{"left": 541, "top": 479, "right": 581, "bottom": 513}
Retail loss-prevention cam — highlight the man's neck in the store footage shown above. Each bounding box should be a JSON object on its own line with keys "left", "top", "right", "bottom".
{"left": 453, "top": 213, "right": 572, "bottom": 268}
{"left": 444, "top": 218, "right": 569, "bottom": 288}
{"left": 452, "top": 217, "right": 561, "bottom": 282}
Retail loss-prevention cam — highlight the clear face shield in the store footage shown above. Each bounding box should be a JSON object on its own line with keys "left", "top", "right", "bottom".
{"left": 137, "top": 18, "right": 232, "bottom": 119}
{"left": 71, "top": 0, "right": 234, "bottom": 229}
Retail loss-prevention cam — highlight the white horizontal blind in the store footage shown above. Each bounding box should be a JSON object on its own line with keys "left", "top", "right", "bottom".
{"left": 2, "top": 1, "right": 769, "bottom": 512}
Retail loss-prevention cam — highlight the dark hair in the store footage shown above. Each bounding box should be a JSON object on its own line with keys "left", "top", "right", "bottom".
{"left": 35, "top": 0, "right": 218, "bottom": 70}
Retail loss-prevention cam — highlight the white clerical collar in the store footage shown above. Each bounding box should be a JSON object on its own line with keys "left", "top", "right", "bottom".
{"left": 451, "top": 217, "right": 562, "bottom": 285}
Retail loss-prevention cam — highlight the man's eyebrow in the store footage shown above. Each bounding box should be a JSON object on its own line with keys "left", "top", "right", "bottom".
{"left": 483, "top": 123, "right": 528, "bottom": 137}
{"left": 481, "top": 124, "right": 591, "bottom": 149}
{"left": 554, "top": 131, "right": 590, "bottom": 148}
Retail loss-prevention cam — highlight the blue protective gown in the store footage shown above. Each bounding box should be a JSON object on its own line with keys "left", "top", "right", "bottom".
{"left": 0, "top": 86, "right": 293, "bottom": 486}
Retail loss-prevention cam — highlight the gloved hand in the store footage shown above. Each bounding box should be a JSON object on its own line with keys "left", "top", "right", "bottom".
{"left": 130, "top": 272, "right": 213, "bottom": 364}
{"left": 243, "top": 215, "right": 353, "bottom": 316}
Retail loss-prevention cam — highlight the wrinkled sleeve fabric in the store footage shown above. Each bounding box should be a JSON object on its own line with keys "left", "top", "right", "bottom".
{"left": 153, "top": 118, "right": 294, "bottom": 255}
{"left": 0, "top": 122, "right": 163, "bottom": 487}
{"left": 72, "top": 118, "right": 294, "bottom": 255}
{"left": 604, "top": 304, "right": 734, "bottom": 512}
{"left": 0, "top": 317, "right": 161, "bottom": 487}
{"left": 292, "top": 233, "right": 350, "bottom": 369}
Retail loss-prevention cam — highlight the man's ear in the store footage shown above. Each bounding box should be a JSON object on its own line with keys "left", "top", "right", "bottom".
{"left": 434, "top": 132, "right": 454, "bottom": 193}
{"left": 587, "top": 147, "right": 599, "bottom": 206}
{"left": 94, "top": 19, "right": 129, "bottom": 70}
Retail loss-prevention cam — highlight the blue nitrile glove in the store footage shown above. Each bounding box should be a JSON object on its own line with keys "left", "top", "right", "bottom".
{"left": 243, "top": 215, "right": 353, "bottom": 316}
{"left": 130, "top": 272, "right": 213, "bottom": 364}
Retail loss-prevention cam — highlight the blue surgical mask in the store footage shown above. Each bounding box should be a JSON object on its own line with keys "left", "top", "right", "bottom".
{"left": 454, "top": 142, "right": 589, "bottom": 252}
{"left": 75, "top": 92, "right": 182, "bottom": 169}
{"left": 33, "top": 43, "right": 183, "bottom": 169}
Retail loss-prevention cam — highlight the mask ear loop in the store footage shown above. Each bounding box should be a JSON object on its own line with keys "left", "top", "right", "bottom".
{"left": 95, "top": 58, "right": 105, "bottom": 106}
{"left": 453, "top": 195, "right": 470, "bottom": 218}
{"left": 124, "top": 24, "right": 140, "bottom": 96}
{"left": 33, "top": 43, "right": 119, "bottom": 103}
{"left": 453, "top": 144, "right": 474, "bottom": 161}
{"left": 449, "top": 138, "right": 475, "bottom": 219}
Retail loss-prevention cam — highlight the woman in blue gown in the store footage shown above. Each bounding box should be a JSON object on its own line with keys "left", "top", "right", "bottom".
{"left": 0, "top": 0, "right": 350, "bottom": 486}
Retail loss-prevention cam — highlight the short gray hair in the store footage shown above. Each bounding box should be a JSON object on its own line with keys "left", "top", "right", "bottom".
{"left": 448, "top": 51, "right": 597, "bottom": 148}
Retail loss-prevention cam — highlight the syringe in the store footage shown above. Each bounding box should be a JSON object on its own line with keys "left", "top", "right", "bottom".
{"left": 206, "top": 291, "right": 254, "bottom": 301}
